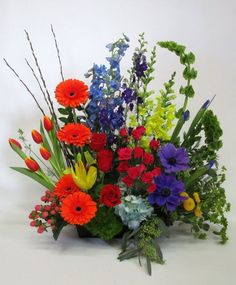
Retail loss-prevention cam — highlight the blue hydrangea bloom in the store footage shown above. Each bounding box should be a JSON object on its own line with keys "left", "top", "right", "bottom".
{"left": 115, "top": 195, "right": 154, "bottom": 230}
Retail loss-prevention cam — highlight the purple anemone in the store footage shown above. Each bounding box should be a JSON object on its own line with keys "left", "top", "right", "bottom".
{"left": 148, "top": 174, "right": 186, "bottom": 212}
{"left": 159, "top": 143, "right": 189, "bottom": 173}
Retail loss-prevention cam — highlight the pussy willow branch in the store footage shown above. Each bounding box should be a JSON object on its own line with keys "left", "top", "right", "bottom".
{"left": 24, "top": 30, "right": 57, "bottom": 122}
{"left": 25, "top": 58, "right": 53, "bottom": 116}
{"left": 3, "top": 58, "right": 45, "bottom": 115}
{"left": 51, "top": 25, "right": 64, "bottom": 81}
{"left": 24, "top": 29, "right": 72, "bottom": 167}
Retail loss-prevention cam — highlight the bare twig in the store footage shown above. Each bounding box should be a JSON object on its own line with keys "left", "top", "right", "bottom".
{"left": 3, "top": 58, "right": 45, "bottom": 115}
{"left": 50, "top": 25, "right": 64, "bottom": 81}
{"left": 24, "top": 29, "right": 72, "bottom": 167}
{"left": 25, "top": 58, "right": 53, "bottom": 116}
{"left": 24, "top": 30, "right": 56, "bottom": 119}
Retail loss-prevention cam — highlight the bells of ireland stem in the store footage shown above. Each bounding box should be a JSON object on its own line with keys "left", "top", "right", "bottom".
{"left": 71, "top": 160, "right": 97, "bottom": 192}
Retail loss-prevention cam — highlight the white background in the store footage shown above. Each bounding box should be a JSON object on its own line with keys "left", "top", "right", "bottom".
{"left": 0, "top": 0, "right": 236, "bottom": 284}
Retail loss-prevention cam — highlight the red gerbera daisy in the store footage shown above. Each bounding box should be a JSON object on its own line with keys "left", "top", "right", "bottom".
{"left": 54, "top": 174, "right": 80, "bottom": 199}
{"left": 55, "top": 79, "right": 89, "bottom": 108}
{"left": 57, "top": 123, "right": 91, "bottom": 146}
{"left": 61, "top": 192, "right": 97, "bottom": 225}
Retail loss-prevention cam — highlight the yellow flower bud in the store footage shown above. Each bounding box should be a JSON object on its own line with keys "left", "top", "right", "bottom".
{"left": 194, "top": 207, "right": 202, "bottom": 217}
{"left": 193, "top": 192, "right": 201, "bottom": 204}
{"left": 183, "top": 197, "right": 195, "bottom": 211}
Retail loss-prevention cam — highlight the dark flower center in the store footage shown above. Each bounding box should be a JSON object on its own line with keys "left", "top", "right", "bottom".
{"left": 66, "top": 187, "right": 71, "bottom": 191}
{"left": 72, "top": 134, "right": 78, "bottom": 138}
{"left": 161, "top": 188, "right": 171, "bottom": 197}
{"left": 69, "top": 92, "right": 75, "bottom": 97}
{"left": 168, "top": 157, "right": 176, "bottom": 165}
{"left": 76, "top": 206, "right": 82, "bottom": 212}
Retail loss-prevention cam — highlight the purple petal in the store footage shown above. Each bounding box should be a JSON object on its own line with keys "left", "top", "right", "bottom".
{"left": 148, "top": 193, "right": 156, "bottom": 205}
{"left": 166, "top": 202, "right": 177, "bottom": 212}
{"left": 156, "top": 196, "right": 166, "bottom": 206}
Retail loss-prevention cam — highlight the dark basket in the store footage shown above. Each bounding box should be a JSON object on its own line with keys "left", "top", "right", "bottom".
{"left": 76, "top": 225, "right": 127, "bottom": 238}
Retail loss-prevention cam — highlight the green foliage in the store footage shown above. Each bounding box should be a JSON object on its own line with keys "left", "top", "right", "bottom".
{"left": 202, "top": 110, "right": 223, "bottom": 152}
{"left": 53, "top": 218, "right": 67, "bottom": 240}
{"left": 10, "top": 167, "right": 55, "bottom": 190}
{"left": 85, "top": 207, "right": 123, "bottom": 240}
{"left": 158, "top": 41, "right": 198, "bottom": 143}
{"left": 158, "top": 41, "right": 197, "bottom": 100}
{"left": 142, "top": 72, "right": 176, "bottom": 141}
{"left": 137, "top": 217, "right": 164, "bottom": 263}
{"left": 118, "top": 216, "right": 166, "bottom": 275}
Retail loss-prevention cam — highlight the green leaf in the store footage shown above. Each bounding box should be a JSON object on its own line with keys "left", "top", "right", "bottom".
{"left": 84, "top": 151, "right": 96, "bottom": 166}
{"left": 153, "top": 239, "right": 164, "bottom": 264}
{"left": 185, "top": 166, "right": 208, "bottom": 188}
{"left": 58, "top": 108, "right": 70, "bottom": 115}
{"left": 187, "top": 52, "right": 195, "bottom": 64}
{"left": 10, "top": 167, "right": 54, "bottom": 190}
{"left": 9, "top": 142, "right": 27, "bottom": 160}
{"left": 184, "top": 85, "right": 195, "bottom": 97}
{"left": 146, "top": 256, "right": 152, "bottom": 275}
{"left": 121, "top": 231, "right": 131, "bottom": 251}
{"left": 118, "top": 248, "right": 140, "bottom": 261}
{"left": 59, "top": 117, "right": 68, "bottom": 124}
{"left": 156, "top": 218, "right": 168, "bottom": 237}
{"left": 202, "top": 223, "right": 210, "bottom": 231}
{"left": 53, "top": 220, "right": 67, "bottom": 240}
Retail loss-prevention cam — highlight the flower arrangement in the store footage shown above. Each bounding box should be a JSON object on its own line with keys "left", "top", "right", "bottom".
{"left": 6, "top": 29, "right": 230, "bottom": 275}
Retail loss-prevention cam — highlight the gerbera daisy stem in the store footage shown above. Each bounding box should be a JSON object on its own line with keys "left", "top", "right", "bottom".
{"left": 72, "top": 109, "right": 77, "bottom": 123}
{"left": 3, "top": 58, "right": 45, "bottom": 116}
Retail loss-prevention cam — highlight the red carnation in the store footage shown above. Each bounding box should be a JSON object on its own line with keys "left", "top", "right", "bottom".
{"left": 118, "top": 147, "right": 132, "bottom": 161}
{"left": 152, "top": 167, "right": 161, "bottom": 177}
{"left": 143, "top": 152, "right": 154, "bottom": 165}
{"left": 99, "top": 184, "right": 121, "bottom": 207}
{"left": 134, "top": 146, "right": 144, "bottom": 159}
{"left": 90, "top": 133, "right": 107, "bottom": 152}
{"left": 122, "top": 175, "right": 134, "bottom": 187}
{"left": 150, "top": 139, "right": 160, "bottom": 150}
{"left": 141, "top": 172, "right": 154, "bottom": 184}
{"left": 117, "top": 161, "right": 130, "bottom": 173}
{"left": 119, "top": 128, "right": 128, "bottom": 137}
{"left": 127, "top": 164, "right": 146, "bottom": 180}
{"left": 132, "top": 126, "right": 146, "bottom": 140}
{"left": 147, "top": 183, "right": 156, "bottom": 193}
{"left": 97, "top": 149, "right": 113, "bottom": 173}
{"left": 127, "top": 166, "right": 141, "bottom": 180}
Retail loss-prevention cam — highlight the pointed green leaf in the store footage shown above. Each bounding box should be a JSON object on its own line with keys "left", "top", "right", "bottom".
{"left": 146, "top": 256, "right": 152, "bottom": 275}
{"left": 10, "top": 167, "right": 54, "bottom": 190}
{"left": 53, "top": 220, "right": 67, "bottom": 240}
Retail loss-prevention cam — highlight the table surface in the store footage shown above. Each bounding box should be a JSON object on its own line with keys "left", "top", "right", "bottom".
{"left": 0, "top": 204, "right": 235, "bottom": 285}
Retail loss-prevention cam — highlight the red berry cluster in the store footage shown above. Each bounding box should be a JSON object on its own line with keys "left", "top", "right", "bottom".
{"left": 29, "top": 190, "right": 61, "bottom": 234}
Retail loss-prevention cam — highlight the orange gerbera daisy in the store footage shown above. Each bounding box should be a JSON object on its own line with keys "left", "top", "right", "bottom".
{"left": 55, "top": 79, "right": 89, "bottom": 108}
{"left": 54, "top": 174, "right": 80, "bottom": 199}
{"left": 57, "top": 123, "right": 91, "bottom": 146}
{"left": 61, "top": 192, "right": 97, "bottom": 225}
